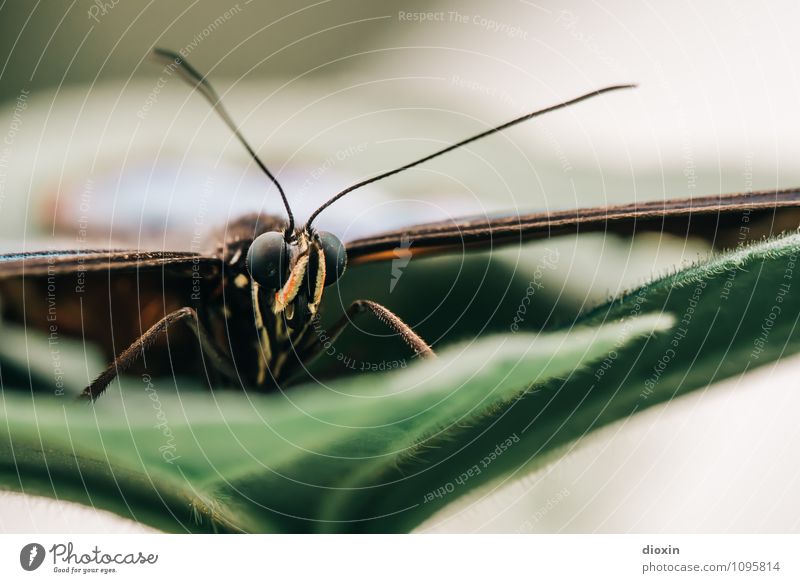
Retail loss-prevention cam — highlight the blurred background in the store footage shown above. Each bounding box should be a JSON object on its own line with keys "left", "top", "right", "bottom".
{"left": 1, "top": 0, "right": 800, "bottom": 532}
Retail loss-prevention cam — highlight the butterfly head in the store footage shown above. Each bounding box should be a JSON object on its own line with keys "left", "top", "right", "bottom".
{"left": 246, "top": 228, "right": 346, "bottom": 328}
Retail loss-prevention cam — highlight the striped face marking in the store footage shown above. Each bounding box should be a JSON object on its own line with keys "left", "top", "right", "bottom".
{"left": 269, "top": 233, "right": 328, "bottom": 316}
{"left": 273, "top": 253, "right": 309, "bottom": 313}
{"left": 311, "top": 247, "right": 326, "bottom": 307}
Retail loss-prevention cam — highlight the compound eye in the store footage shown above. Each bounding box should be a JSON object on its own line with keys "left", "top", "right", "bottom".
{"left": 317, "top": 231, "right": 347, "bottom": 286}
{"left": 246, "top": 232, "right": 289, "bottom": 289}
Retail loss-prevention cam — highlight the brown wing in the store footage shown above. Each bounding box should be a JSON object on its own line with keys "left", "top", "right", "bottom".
{"left": 345, "top": 189, "right": 800, "bottom": 265}
{"left": 0, "top": 250, "right": 222, "bottom": 381}
{"left": 0, "top": 249, "right": 210, "bottom": 276}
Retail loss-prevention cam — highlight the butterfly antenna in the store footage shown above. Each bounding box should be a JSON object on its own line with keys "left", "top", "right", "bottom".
{"left": 306, "top": 84, "right": 636, "bottom": 228}
{"left": 150, "top": 48, "right": 295, "bottom": 234}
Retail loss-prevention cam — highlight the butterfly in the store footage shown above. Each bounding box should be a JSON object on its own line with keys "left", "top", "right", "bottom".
{"left": 1, "top": 48, "right": 798, "bottom": 401}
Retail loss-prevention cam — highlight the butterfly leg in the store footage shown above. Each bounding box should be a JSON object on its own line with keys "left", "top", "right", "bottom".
{"left": 302, "top": 299, "right": 435, "bottom": 365}
{"left": 81, "top": 306, "right": 234, "bottom": 401}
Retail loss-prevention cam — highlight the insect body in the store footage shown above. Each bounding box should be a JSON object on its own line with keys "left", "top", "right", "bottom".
{"left": 1, "top": 49, "right": 797, "bottom": 400}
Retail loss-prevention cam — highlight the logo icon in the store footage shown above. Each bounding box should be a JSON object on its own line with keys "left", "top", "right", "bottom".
{"left": 389, "top": 235, "right": 413, "bottom": 293}
{"left": 20, "top": 543, "right": 46, "bottom": 571}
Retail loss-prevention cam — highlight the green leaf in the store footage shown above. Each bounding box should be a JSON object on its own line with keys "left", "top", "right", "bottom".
{"left": 2, "top": 232, "right": 800, "bottom": 532}
{"left": 0, "top": 315, "right": 666, "bottom": 533}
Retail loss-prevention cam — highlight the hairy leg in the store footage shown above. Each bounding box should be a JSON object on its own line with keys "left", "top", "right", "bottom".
{"left": 81, "top": 306, "right": 234, "bottom": 401}
{"left": 300, "top": 299, "right": 435, "bottom": 369}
